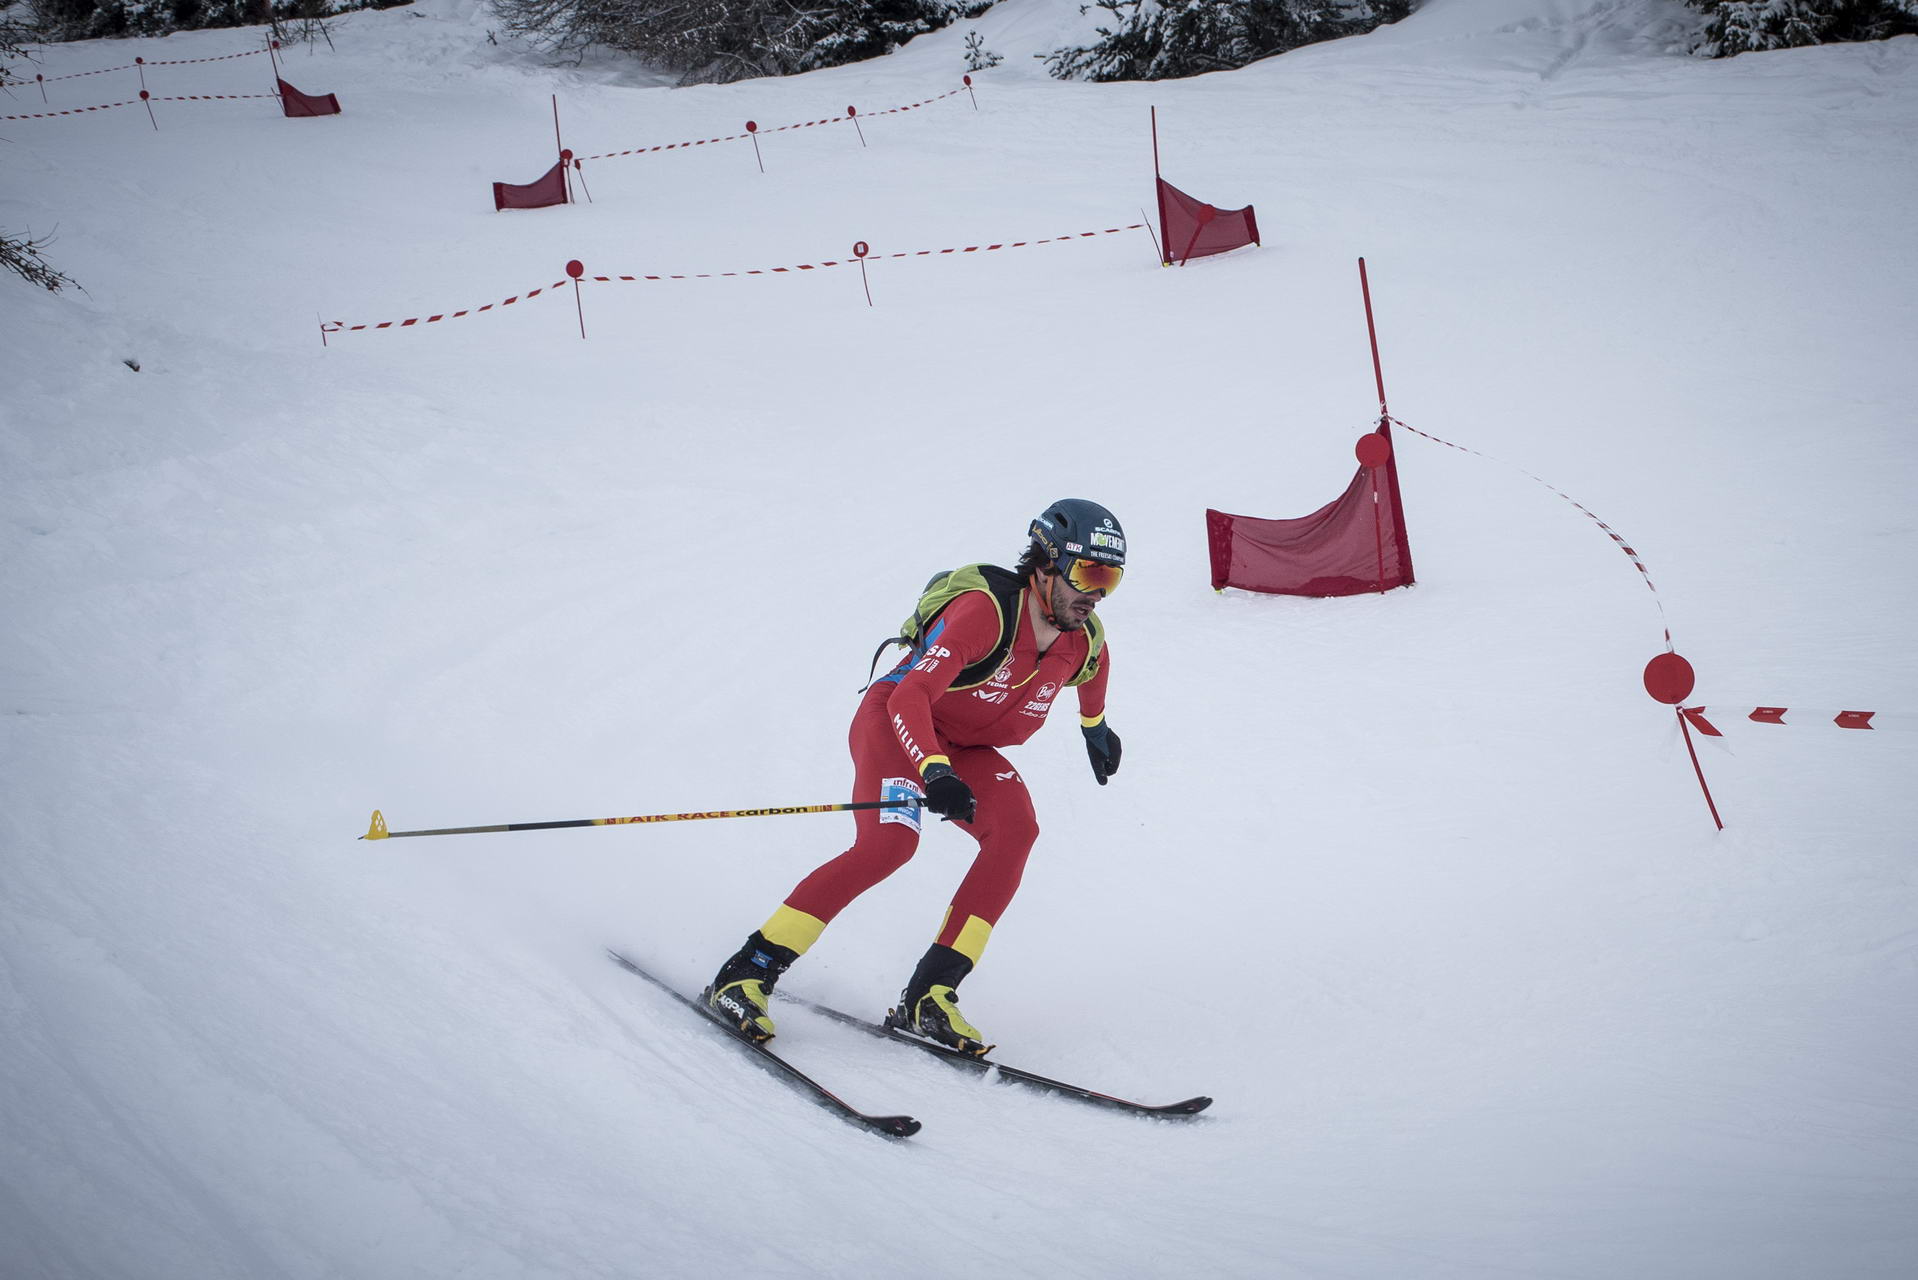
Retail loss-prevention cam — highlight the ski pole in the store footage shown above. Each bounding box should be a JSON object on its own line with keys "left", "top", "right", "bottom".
{"left": 360, "top": 797, "right": 922, "bottom": 842}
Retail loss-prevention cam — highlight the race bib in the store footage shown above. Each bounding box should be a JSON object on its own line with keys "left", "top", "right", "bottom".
{"left": 880, "top": 777, "right": 924, "bottom": 830}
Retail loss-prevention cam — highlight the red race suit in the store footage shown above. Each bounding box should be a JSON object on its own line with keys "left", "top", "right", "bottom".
{"left": 761, "top": 586, "right": 1109, "bottom": 967}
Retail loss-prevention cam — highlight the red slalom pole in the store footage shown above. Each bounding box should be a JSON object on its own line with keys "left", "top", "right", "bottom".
{"left": 1355, "top": 259, "right": 1417, "bottom": 586}
{"left": 1359, "top": 257, "right": 1389, "bottom": 420}
{"left": 1645, "top": 653, "right": 1724, "bottom": 831}
{"left": 1150, "top": 106, "right": 1171, "bottom": 266}
{"left": 1676, "top": 708, "right": 1725, "bottom": 830}
{"left": 848, "top": 105, "right": 866, "bottom": 147}
{"left": 853, "top": 241, "right": 873, "bottom": 307}
{"left": 567, "top": 259, "right": 586, "bottom": 339}
{"left": 746, "top": 121, "right": 764, "bottom": 173}
{"left": 552, "top": 95, "right": 569, "bottom": 204}
{"left": 963, "top": 74, "right": 977, "bottom": 110}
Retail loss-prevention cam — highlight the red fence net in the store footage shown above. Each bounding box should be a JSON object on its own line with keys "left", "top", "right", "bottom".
{"left": 493, "top": 159, "right": 568, "bottom": 211}
{"left": 278, "top": 79, "right": 340, "bottom": 118}
{"left": 1206, "top": 423, "right": 1415, "bottom": 596}
{"left": 1156, "top": 177, "right": 1258, "bottom": 266}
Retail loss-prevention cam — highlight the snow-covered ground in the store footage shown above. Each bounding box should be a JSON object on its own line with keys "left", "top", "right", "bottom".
{"left": 4, "top": 1, "right": 1916, "bottom": 1276}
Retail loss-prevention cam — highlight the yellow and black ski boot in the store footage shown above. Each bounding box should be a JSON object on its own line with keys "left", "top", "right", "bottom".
{"left": 884, "top": 944, "right": 993, "bottom": 1056}
{"left": 703, "top": 932, "right": 798, "bottom": 1044}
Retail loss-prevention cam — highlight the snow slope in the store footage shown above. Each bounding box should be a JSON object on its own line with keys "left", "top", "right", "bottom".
{"left": 4, "top": 2, "right": 1916, "bottom": 1276}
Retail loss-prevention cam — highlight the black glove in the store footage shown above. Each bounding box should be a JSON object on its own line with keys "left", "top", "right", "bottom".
{"left": 919, "top": 762, "right": 976, "bottom": 823}
{"left": 1082, "top": 720, "right": 1122, "bottom": 785}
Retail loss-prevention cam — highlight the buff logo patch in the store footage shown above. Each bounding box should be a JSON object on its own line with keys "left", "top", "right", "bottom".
{"left": 880, "top": 777, "right": 923, "bottom": 830}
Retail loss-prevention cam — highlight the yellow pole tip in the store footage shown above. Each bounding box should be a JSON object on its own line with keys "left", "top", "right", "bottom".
{"left": 364, "top": 809, "right": 389, "bottom": 840}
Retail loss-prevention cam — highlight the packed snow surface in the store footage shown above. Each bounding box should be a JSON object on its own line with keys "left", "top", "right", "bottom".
{"left": 3, "top": 1, "right": 1915, "bottom": 1276}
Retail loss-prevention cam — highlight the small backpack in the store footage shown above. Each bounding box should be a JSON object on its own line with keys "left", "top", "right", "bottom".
{"left": 862, "top": 563, "right": 1105, "bottom": 691}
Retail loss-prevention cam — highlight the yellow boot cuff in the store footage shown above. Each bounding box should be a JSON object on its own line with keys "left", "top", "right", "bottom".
{"left": 950, "top": 913, "right": 993, "bottom": 965}
{"left": 760, "top": 904, "right": 828, "bottom": 955}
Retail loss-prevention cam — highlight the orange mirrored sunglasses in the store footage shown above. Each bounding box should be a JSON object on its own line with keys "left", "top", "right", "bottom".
{"left": 1061, "top": 556, "right": 1123, "bottom": 596}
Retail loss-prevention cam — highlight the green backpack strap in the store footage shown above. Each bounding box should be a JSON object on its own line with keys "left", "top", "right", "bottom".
{"left": 1067, "top": 611, "right": 1106, "bottom": 688}
{"left": 860, "top": 568, "right": 964, "bottom": 691}
{"left": 860, "top": 564, "right": 1107, "bottom": 691}
{"left": 859, "top": 566, "right": 1007, "bottom": 692}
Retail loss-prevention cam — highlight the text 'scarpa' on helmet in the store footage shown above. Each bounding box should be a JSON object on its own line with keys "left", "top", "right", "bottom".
{"left": 1029, "top": 499, "right": 1126, "bottom": 569}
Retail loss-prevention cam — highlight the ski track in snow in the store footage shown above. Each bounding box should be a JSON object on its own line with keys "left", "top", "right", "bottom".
{"left": 4, "top": 1, "right": 1917, "bottom": 1277}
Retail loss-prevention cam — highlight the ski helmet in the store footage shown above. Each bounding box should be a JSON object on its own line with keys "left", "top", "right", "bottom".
{"left": 1029, "top": 499, "right": 1126, "bottom": 593}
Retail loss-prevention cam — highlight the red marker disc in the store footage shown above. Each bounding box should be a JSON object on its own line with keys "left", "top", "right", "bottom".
{"left": 1643, "top": 652, "right": 1696, "bottom": 705}
{"left": 1355, "top": 433, "right": 1391, "bottom": 468}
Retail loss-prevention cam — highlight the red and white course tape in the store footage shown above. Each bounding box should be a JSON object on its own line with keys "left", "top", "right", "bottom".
{"left": 137, "top": 48, "right": 271, "bottom": 68}
{"left": 1393, "top": 416, "right": 1677, "bottom": 649}
{"left": 3, "top": 91, "right": 280, "bottom": 122}
{"left": 323, "top": 279, "right": 570, "bottom": 337}
{"left": 321, "top": 225, "right": 1146, "bottom": 339}
{"left": 582, "top": 86, "right": 966, "bottom": 162}
{"left": 1, "top": 100, "right": 141, "bottom": 121}
{"left": 149, "top": 93, "right": 279, "bottom": 102}
{"left": 0, "top": 46, "right": 269, "bottom": 88}
{"left": 591, "top": 225, "right": 1144, "bottom": 281}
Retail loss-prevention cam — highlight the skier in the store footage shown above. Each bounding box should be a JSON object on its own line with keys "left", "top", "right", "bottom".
{"left": 705, "top": 499, "right": 1127, "bottom": 1054}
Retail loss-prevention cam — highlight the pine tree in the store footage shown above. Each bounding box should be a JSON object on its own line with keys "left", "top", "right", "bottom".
{"left": 489, "top": 0, "right": 993, "bottom": 83}
{"left": 1045, "top": 0, "right": 1415, "bottom": 83}
{"left": 1687, "top": 0, "right": 1918, "bottom": 56}
{"left": 963, "top": 28, "right": 1002, "bottom": 70}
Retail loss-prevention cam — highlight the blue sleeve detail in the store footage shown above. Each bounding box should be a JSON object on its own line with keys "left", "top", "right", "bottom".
{"left": 877, "top": 617, "right": 947, "bottom": 686}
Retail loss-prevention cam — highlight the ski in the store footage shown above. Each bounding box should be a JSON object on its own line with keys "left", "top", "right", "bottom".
{"left": 605, "top": 950, "right": 921, "bottom": 1139}
{"left": 777, "top": 992, "right": 1212, "bottom": 1118}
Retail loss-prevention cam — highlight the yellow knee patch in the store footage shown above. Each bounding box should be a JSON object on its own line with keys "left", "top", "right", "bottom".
{"left": 760, "top": 904, "right": 828, "bottom": 955}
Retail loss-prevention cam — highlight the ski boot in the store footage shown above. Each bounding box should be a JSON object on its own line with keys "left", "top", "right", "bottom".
{"left": 703, "top": 931, "right": 798, "bottom": 1044}
{"left": 883, "top": 944, "right": 993, "bottom": 1056}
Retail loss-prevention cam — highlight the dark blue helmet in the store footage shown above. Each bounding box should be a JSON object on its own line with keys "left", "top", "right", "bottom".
{"left": 1029, "top": 500, "right": 1126, "bottom": 595}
